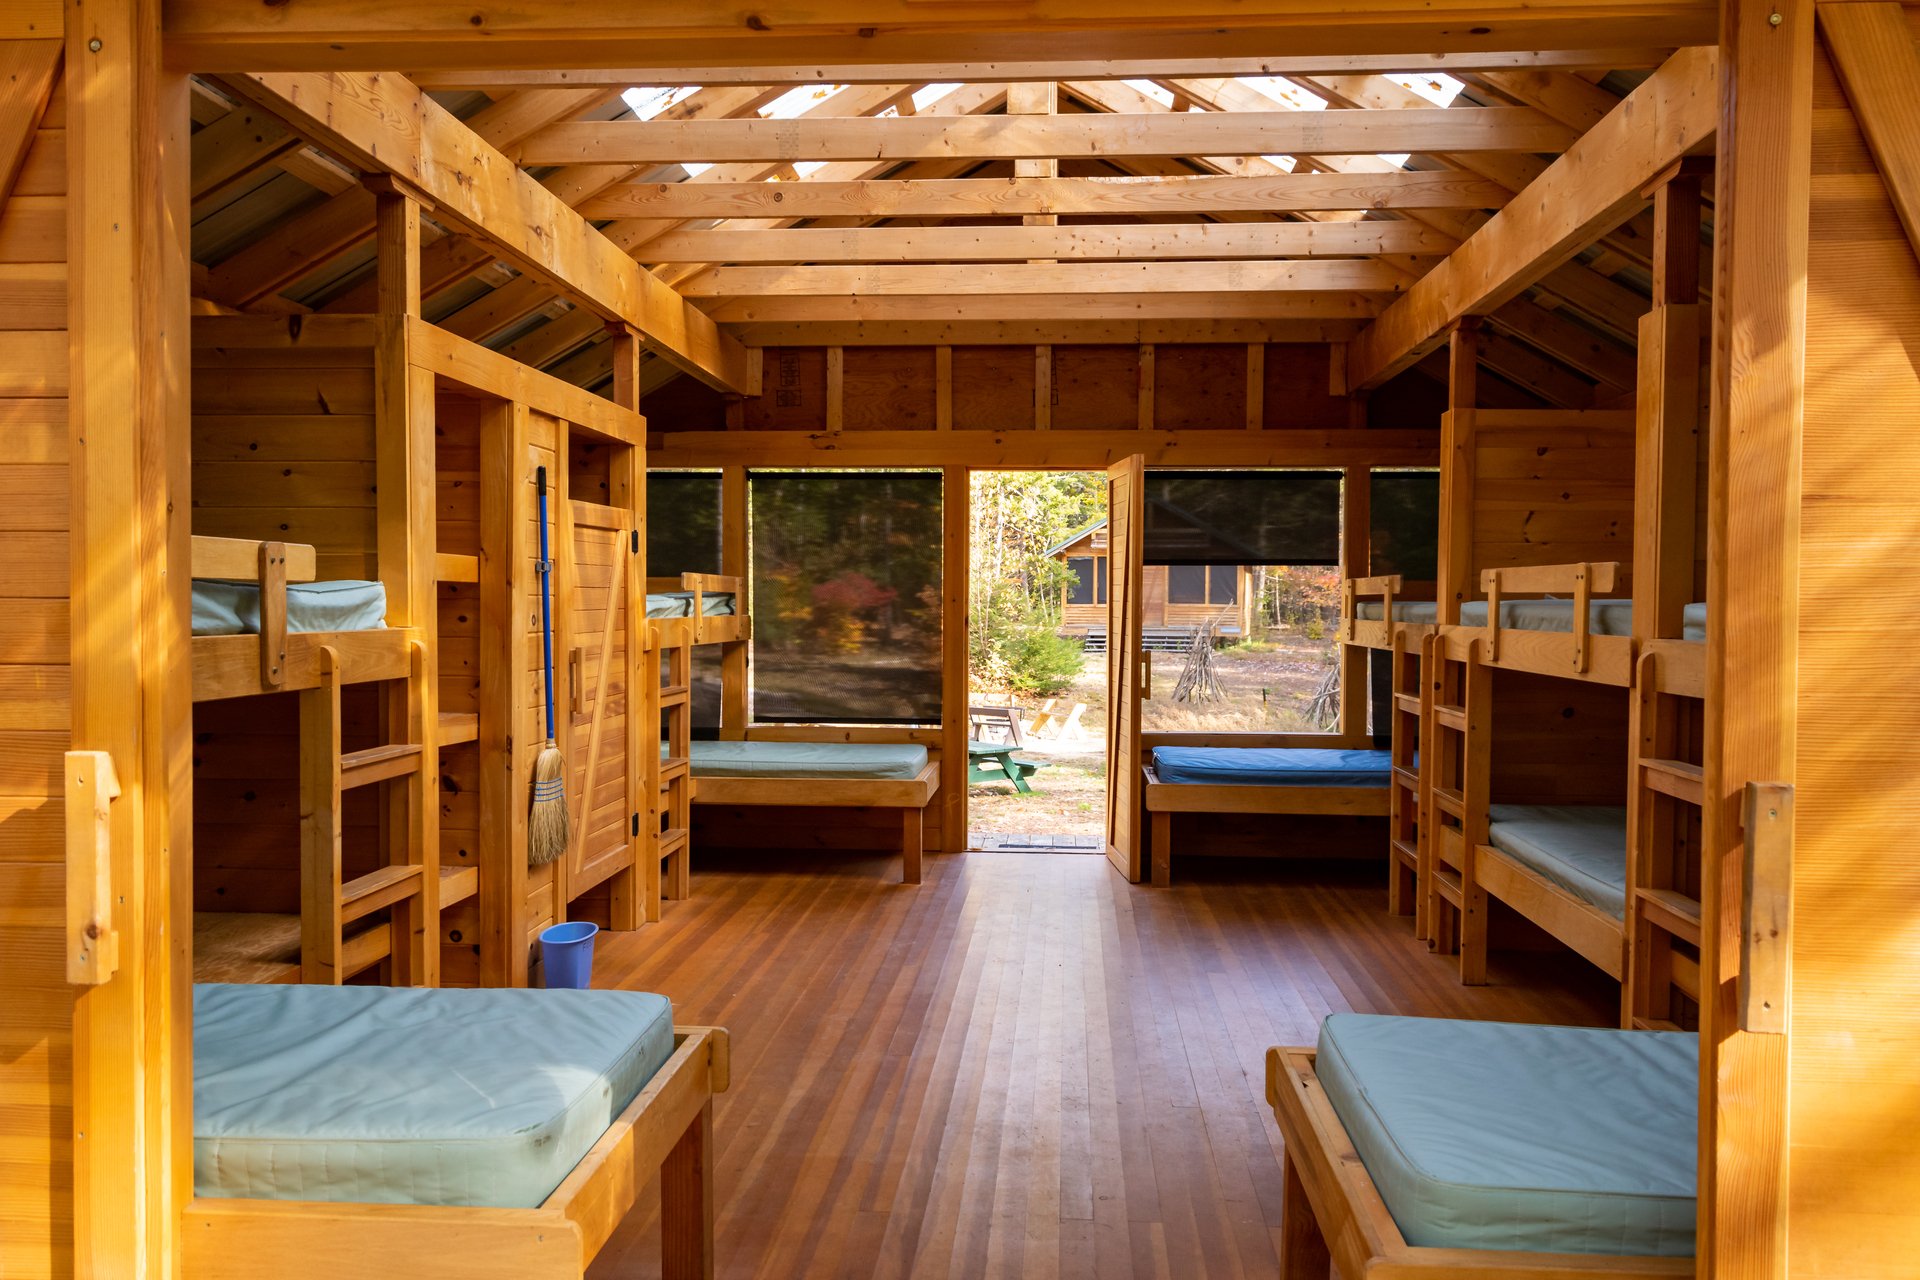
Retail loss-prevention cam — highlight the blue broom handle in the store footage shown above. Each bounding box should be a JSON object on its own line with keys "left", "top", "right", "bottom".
{"left": 537, "top": 466, "right": 557, "bottom": 743}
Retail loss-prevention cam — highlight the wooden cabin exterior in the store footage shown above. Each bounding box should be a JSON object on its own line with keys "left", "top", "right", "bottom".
{"left": 4, "top": 3, "right": 1920, "bottom": 1277}
{"left": 1050, "top": 521, "right": 1256, "bottom": 640}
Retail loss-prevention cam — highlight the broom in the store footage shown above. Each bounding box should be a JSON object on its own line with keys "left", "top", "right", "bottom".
{"left": 528, "top": 465, "right": 570, "bottom": 865}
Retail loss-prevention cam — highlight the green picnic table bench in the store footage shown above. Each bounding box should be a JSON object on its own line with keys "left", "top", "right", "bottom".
{"left": 968, "top": 741, "right": 1048, "bottom": 793}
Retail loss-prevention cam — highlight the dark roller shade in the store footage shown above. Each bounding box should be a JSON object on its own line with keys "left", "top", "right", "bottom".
{"left": 750, "top": 471, "right": 943, "bottom": 724}
{"left": 1143, "top": 470, "right": 1342, "bottom": 566}
{"left": 1066, "top": 556, "right": 1098, "bottom": 606}
{"left": 1369, "top": 471, "right": 1441, "bottom": 581}
{"left": 647, "top": 471, "right": 724, "bottom": 577}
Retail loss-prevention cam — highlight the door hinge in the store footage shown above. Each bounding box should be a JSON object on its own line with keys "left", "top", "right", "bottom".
{"left": 631, "top": 530, "right": 639, "bottom": 554}
{"left": 631, "top": 811, "right": 640, "bottom": 838}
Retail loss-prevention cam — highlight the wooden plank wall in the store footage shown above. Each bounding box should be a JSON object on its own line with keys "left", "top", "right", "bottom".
{"left": 1787, "top": 36, "right": 1920, "bottom": 1274}
{"left": 1472, "top": 409, "right": 1637, "bottom": 574}
{"left": 0, "top": 70, "right": 71, "bottom": 1279}
{"left": 646, "top": 343, "right": 1355, "bottom": 433}
{"left": 190, "top": 329, "right": 378, "bottom": 580}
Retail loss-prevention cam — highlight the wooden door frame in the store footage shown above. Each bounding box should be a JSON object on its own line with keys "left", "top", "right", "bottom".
{"left": 1104, "top": 455, "right": 1147, "bottom": 880}
{"left": 68, "top": 2, "right": 196, "bottom": 1272}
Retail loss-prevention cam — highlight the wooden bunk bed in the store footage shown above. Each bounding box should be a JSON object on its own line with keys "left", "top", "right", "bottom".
{"left": 1342, "top": 573, "right": 1438, "bottom": 925}
{"left": 1419, "top": 165, "right": 1709, "bottom": 1019}
{"left": 1267, "top": 1017, "right": 1694, "bottom": 1280}
{"left": 646, "top": 571, "right": 745, "bottom": 901}
{"left": 182, "top": 984, "right": 729, "bottom": 1280}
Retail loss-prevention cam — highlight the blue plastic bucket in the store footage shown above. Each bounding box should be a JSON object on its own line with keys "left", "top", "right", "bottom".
{"left": 539, "top": 921, "right": 599, "bottom": 989}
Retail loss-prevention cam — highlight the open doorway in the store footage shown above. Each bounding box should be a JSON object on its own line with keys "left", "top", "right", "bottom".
{"left": 966, "top": 471, "right": 1108, "bottom": 852}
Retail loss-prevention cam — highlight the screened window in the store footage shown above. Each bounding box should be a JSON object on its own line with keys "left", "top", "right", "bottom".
{"left": 749, "top": 471, "right": 943, "bottom": 724}
{"left": 1369, "top": 471, "right": 1441, "bottom": 580}
{"left": 1167, "top": 564, "right": 1208, "bottom": 604}
{"left": 1207, "top": 566, "right": 1238, "bottom": 605}
{"left": 1066, "top": 556, "right": 1100, "bottom": 605}
{"left": 647, "top": 470, "right": 723, "bottom": 577}
{"left": 1097, "top": 556, "right": 1109, "bottom": 604}
{"left": 1143, "top": 470, "right": 1341, "bottom": 566}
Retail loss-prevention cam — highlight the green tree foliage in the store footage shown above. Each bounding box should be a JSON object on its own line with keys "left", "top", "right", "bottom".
{"left": 969, "top": 473, "right": 1105, "bottom": 696}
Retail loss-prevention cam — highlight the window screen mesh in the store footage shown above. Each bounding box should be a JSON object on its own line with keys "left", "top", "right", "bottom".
{"left": 1066, "top": 557, "right": 1097, "bottom": 605}
{"left": 1143, "top": 471, "right": 1341, "bottom": 566}
{"left": 647, "top": 471, "right": 723, "bottom": 577}
{"left": 1369, "top": 471, "right": 1441, "bottom": 581}
{"left": 749, "top": 472, "right": 943, "bottom": 724}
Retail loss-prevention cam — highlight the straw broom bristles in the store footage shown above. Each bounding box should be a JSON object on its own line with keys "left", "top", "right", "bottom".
{"left": 528, "top": 742, "right": 570, "bottom": 865}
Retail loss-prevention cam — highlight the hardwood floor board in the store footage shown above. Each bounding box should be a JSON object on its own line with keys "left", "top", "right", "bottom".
{"left": 588, "top": 848, "right": 1613, "bottom": 1279}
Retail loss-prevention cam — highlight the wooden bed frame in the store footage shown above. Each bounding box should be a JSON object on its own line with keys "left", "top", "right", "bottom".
{"left": 693, "top": 761, "right": 940, "bottom": 884}
{"left": 1141, "top": 763, "right": 1390, "bottom": 887}
{"left": 189, "top": 534, "right": 416, "bottom": 702}
{"left": 1437, "top": 561, "right": 1637, "bottom": 688}
{"left": 1265, "top": 1044, "right": 1692, "bottom": 1280}
{"left": 648, "top": 571, "right": 748, "bottom": 647}
{"left": 182, "top": 1026, "right": 729, "bottom": 1280}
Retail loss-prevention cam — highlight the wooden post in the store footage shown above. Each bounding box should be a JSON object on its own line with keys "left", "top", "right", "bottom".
{"left": 480, "top": 400, "right": 532, "bottom": 986}
{"left": 1699, "top": 0, "right": 1809, "bottom": 1270}
{"left": 1338, "top": 466, "right": 1370, "bottom": 744}
{"left": 661, "top": 1101, "right": 715, "bottom": 1280}
{"left": 1634, "top": 168, "right": 1704, "bottom": 642}
{"left": 65, "top": 1, "right": 193, "bottom": 1270}
{"left": 608, "top": 325, "right": 646, "bottom": 931}
{"left": 720, "top": 466, "right": 750, "bottom": 739}
{"left": 1436, "top": 319, "right": 1480, "bottom": 624}
{"left": 941, "top": 465, "right": 970, "bottom": 853}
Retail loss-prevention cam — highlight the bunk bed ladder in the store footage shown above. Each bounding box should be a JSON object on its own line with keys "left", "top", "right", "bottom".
{"left": 652, "top": 623, "right": 694, "bottom": 905}
{"left": 1625, "top": 649, "right": 1705, "bottom": 1030}
{"left": 299, "top": 642, "right": 438, "bottom": 985}
{"left": 1423, "top": 637, "right": 1490, "bottom": 982}
{"left": 1386, "top": 630, "right": 1423, "bottom": 932}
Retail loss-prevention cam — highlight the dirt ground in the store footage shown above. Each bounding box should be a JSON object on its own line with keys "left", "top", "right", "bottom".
{"left": 967, "top": 634, "right": 1339, "bottom": 841}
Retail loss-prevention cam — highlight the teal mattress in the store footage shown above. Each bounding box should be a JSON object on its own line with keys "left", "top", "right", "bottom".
{"left": 1486, "top": 804, "right": 1629, "bottom": 919}
{"left": 678, "top": 739, "right": 928, "bottom": 780}
{"left": 646, "top": 591, "right": 737, "bottom": 619}
{"left": 1150, "top": 746, "right": 1392, "bottom": 787}
{"left": 193, "top": 983, "right": 674, "bottom": 1208}
{"left": 192, "top": 578, "right": 387, "bottom": 636}
{"left": 1316, "top": 1014, "right": 1697, "bottom": 1257}
{"left": 1354, "top": 598, "right": 1706, "bottom": 642}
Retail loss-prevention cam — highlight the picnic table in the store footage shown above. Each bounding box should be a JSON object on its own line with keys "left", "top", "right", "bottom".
{"left": 968, "top": 741, "right": 1047, "bottom": 793}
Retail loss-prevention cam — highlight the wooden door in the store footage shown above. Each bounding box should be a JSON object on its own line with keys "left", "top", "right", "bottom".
{"left": 1104, "top": 456, "right": 1146, "bottom": 880}
{"left": 565, "top": 500, "right": 638, "bottom": 900}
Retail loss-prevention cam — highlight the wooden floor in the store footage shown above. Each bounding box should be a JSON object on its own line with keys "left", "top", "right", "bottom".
{"left": 589, "top": 849, "right": 1613, "bottom": 1280}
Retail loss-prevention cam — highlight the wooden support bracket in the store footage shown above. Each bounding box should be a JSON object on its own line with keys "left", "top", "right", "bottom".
{"left": 259, "top": 540, "right": 290, "bottom": 689}
{"left": 1739, "top": 781, "right": 1794, "bottom": 1035}
{"left": 65, "top": 751, "right": 123, "bottom": 985}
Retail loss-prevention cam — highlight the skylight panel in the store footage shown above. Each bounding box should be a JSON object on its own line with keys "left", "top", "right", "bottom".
{"left": 1235, "top": 76, "right": 1327, "bottom": 112}
{"left": 912, "top": 84, "right": 962, "bottom": 111}
{"left": 760, "top": 84, "right": 850, "bottom": 119}
{"left": 620, "top": 85, "right": 701, "bottom": 120}
{"left": 1124, "top": 79, "right": 1177, "bottom": 109}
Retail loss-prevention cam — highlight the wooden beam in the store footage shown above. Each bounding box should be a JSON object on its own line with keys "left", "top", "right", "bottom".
{"left": 681, "top": 260, "right": 1408, "bottom": 298}
{"left": 1345, "top": 45, "right": 1718, "bottom": 389}
{"left": 1819, "top": 2, "right": 1920, "bottom": 268}
{"left": 650, "top": 427, "right": 1440, "bottom": 470}
{"left": 219, "top": 71, "right": 754, "bottom": 393}
{"left": 162, "top": 2, "right": 1720, "bottom": 72}
{"left": 579, "top": 171, "right": 1512, "bottom": 221}
{"left": 0, "top": 39, "right": 60, "bottom": 207}
{"left": 723, "top": 318, "right": 1367, "bottom": 346}
{"left": 521, "top": 108, "right": 1579, "bottom": 166}
{"left": 700, "top": 292, "right": 1384, "bottom": 324}
{"left": 638, "top": 221, "right": 1456, "bottom": 264}
{"left": 412, "top": 51, "right": 1680, "bottom": 91}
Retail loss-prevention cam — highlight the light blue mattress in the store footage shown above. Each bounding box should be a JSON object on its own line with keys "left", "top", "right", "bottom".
{"left": 1356, "top": 598, "right": 1706, "bottom": 642}
{"left": 193, "top": 983, "right": 675, "bottom": 1208}
{"left": 1486, "top": 804, "right": 1629, "bottom": 919}
{"left": 192, "top": 578, "right": 387, "bottom": 637}
{"left": 678, "top": 739, "right": 929, "bottom": 780}
{"left": 1316, "top": 1013, "right": 1697, "bottom": 1257}
{"left": 646, "top": 591, "right": 737, "bottom": 619}
{"left": 1150, "top": 746, "right": 1393, "bottom": 788}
